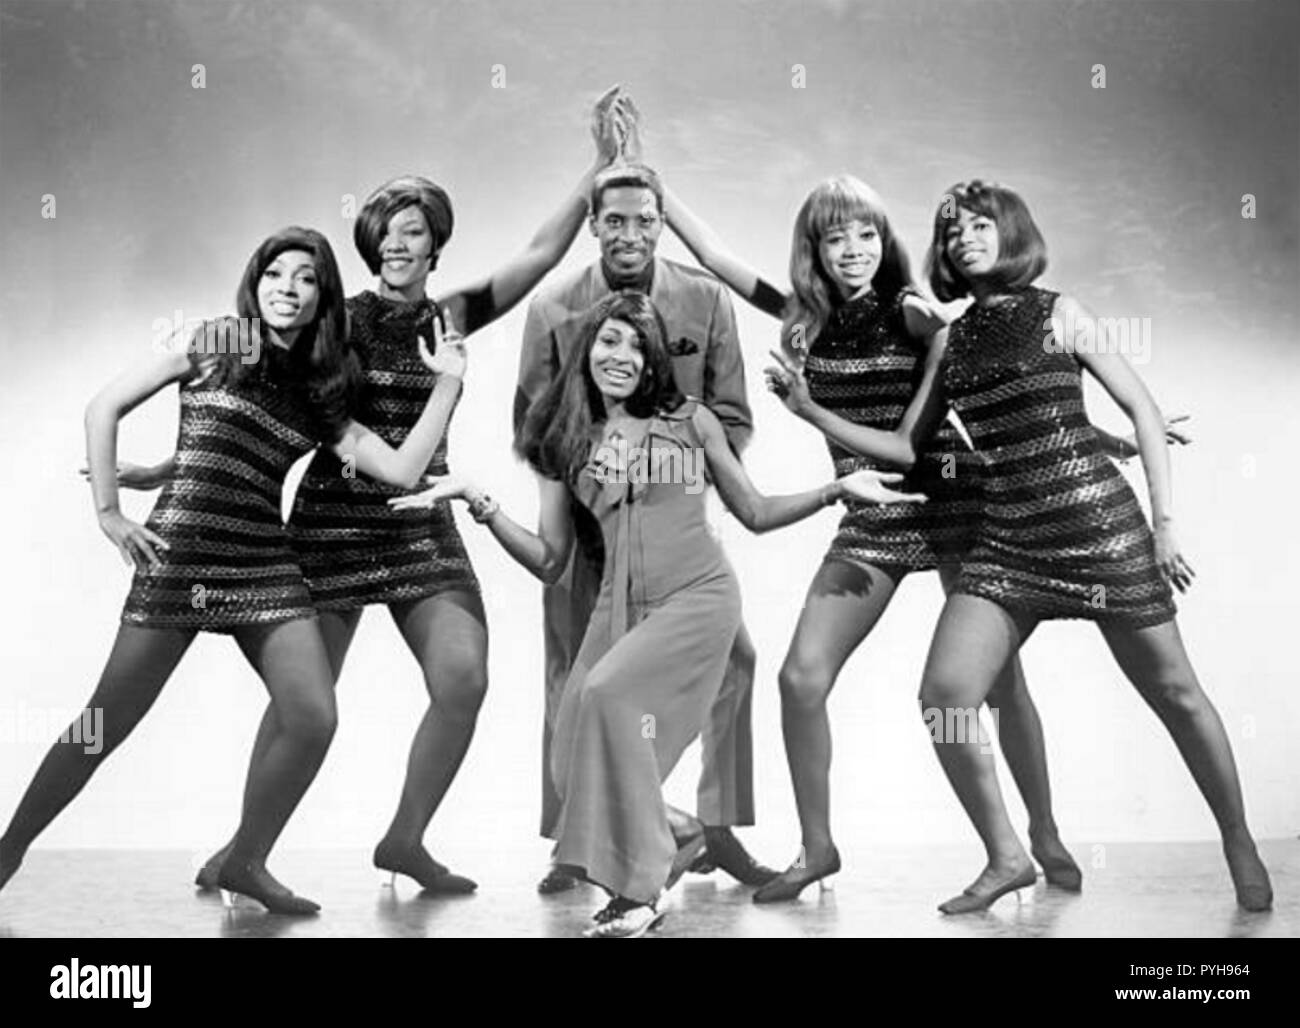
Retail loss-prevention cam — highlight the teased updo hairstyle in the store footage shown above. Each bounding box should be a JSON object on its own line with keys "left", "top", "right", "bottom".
{"left": 353, "top": 175, "right": 454, "bottom": 275}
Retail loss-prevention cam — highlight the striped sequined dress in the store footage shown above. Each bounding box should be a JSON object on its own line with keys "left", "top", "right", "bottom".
{"left": 121, "top": 330, "right": 327, "bottom": 631}
{"left": 288, "top": 291, "right": 480, "bottom": 609}
{"left": 805, "top": 288, "right": 982, "bottom": 571}
{"left": 941, "top": 286, "right": 1175, "bottom": 626}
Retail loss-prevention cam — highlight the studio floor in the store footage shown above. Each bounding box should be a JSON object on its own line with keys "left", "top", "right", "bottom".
{"left": 1, "top": 838, "right": 1296, "bottom": 938}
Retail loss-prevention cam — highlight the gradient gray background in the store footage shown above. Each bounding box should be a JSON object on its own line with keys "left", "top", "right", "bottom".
{"left": 1, "top": 0, "right": 1296, "bottom": 868}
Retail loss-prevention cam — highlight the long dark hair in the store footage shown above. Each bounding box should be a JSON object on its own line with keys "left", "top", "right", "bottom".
{"left": 780, "top": 175, "right": 913, "bottom": 355}
{"left": 516, "top": 291, "right": 683, "bottom": 483}
{"left": 212, "top": 226, "right": 356, "bottom": 440}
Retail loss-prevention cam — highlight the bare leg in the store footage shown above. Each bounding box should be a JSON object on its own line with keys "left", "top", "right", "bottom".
{"left": 0, "top": 625, "right": 195, "bottom": 892}
{"left": 937, "top": 564, "right": 1079, "bottom": 888}
{"left": 216, "top": 618, "right": 338, "bottom": 913}
{"left": 753, "top": 560, "right": 900, "bottom": 902}
{"left": 1100, "top": 618, "right": 1271, "bottom": 910}
{"left": 373, "top": 590, "right": 487, "bottom": 892}
{"left": 196, "top": 608, "right": 359, "bottom": 887}
{"left": 920, "top": 594, "right": 1039, "bottom": 912}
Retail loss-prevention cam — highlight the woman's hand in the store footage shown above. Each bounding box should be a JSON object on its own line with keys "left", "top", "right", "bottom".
{"left": 764, "top": 348, "right": 813, "bottom": 417}
{"left": 839, "top": 469, "right": 928, "bottom": 506}
{"left": 97, "top": 509, "right": 169, "bottom": 570}
{"left": 79, "top": 461, "right": 169, "bottom": 491}
{"left": 610, "top": 91, "right": 643, "bottom": 163}
{"left": 420, "top": 307, "right": 467, "bottom": 381}
{"left": 1153, "top": 520, "right": 1195, "bottom": 593}
{"left": 387, "top": 473, "right": 475, "bottom": 511}
{"left": 590, "top": 84, "right": 624, "bottom": 166}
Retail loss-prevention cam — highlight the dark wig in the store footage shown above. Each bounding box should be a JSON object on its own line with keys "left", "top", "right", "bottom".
{"left": 353, "top": 175, "right": 454, "bottom": 275}
{"left": 926, "top": 179, "right": 1048, "bottom": 302}
{"left": 515, "top": 290, "right": 683, "bottom": 484}
{"left": 221, "top": 226, "right": 356, "bottom": 441}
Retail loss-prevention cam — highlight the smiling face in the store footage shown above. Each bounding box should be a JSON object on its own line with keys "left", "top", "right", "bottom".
{"left": 591, "top": 186, "right": 663, "bottom": 280}
{"left": 818, "top": 218, "right": 883, "bottom": 300}
{"left": 378, "top": 206, "right": 437, "bottom": 293}
{"left": 945, "top": 207, "right": 1001, "bottom": 281}
{"left": 588, "top": 317, "right": 646, "bottom": 400}
{"left": 257, "top": 249, "right": 320, "bottom": 336}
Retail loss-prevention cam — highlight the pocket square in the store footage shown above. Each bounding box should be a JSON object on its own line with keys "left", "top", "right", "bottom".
{"left": 667, "top": 336, "right": 700, "bottom": 356}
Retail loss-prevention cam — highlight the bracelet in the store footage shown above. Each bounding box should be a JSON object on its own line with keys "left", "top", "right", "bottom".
{"left": 469, "top": 493, "right": 499, "bottom": 524}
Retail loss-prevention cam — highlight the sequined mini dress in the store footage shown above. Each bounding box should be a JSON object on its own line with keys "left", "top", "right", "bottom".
{"left": 941, "top": 287, "right": 1175, "bottom": 626}
{"left": 121, "top": 329, "right": 329, "bottom": 631}
{"left": 288, "top": 291, "right": 480, "bottom": 609}
{"left": 805, "top": 288, "right": 982, "bottom": 571}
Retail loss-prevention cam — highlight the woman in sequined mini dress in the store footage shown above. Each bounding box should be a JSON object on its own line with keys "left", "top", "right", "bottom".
{"left": 0, "top": 228, "right": 467, "bottom": 914}
{"left": 773, "top": 180, "right": 1272, "bottom": 913}
{"left": 189, "top": 92, "right": 629, "bottom": 894}
{"left": 667, "top": 176, "right": 1141, "bottom": 901}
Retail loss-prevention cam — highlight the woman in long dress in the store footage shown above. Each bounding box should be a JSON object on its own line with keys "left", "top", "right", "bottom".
{"left": 392, "top": 290, "right": 924, "bottom": 935}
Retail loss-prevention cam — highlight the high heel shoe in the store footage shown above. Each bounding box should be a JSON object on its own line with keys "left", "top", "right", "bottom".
{"left": 938, "top": 865, "right": 1037, "bottom": 915}
{"left": 1225, "top": 843, "right": 1273, "bottom": 912}
{"left": 194, "top": 858, "right": 223, "bottom": 893}
{"left": 700, "top": 828, "right": 779, "bottom": 886}
{"left": 753, "top": 848, "right": 841, "bottom": 904}
{"left": 537, "top": 866, "right": 579, "bottom": 894}
{"left": 1234, "top": 882, "right": 1273, "bottom": 913}
{"left": 1031, "top": 844, "right": 1083, "bottom": 892}
{"left": 216, "top": 864, "right": 321, "bottom": 916}
{"left": 373, "top": 841, "right": 477, "bottom": 895}
{"left": 584, "top": 896, "right": 666, "bottom": 938}
{"left": 664, "top": 833, "right": 708, "bottom": 892}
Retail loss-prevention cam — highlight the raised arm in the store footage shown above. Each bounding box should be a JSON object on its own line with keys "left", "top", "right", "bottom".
{"left": 85, "top": 345, "right": 195, "bottom": 568}
{"left": 664, "top": 186, "right": 787, "bottom": 319}
{"left": 691, "top": 404, "right": 924, "bottom": 533}
{"left": 389, "top": 472, "right": 575, "bottom": 584}
{"left": 435, "top": 88, "right": 622, "bottom": 337}
{"left": 1059, "top": 295, "right": 1192, "bottom": 591}
{"left": 331, "top": 311, "right": 465, "bottom": 489}
{"left": 768, "top": 297, "right": 950, "bottom": 469}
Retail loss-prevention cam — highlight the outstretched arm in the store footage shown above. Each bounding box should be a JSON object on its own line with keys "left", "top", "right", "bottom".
{"left": 436, "top": 88, "right": 623, "bottom": 336}
{"left": 1094, "top": 414, "right": 1192, "bottom": 461}
{"left": 692, "top": 404, "right": 925, "bottom": 533}
{"left": 664, "top": 186, "right": 787, "bottom": 319}
{"left": 389, "top": 472, "right": 575, "bottom": 584}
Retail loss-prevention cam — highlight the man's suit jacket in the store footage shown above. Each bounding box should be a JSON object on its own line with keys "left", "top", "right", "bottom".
{"left": 514, "top": 257, "right": 753, "bottom": 454}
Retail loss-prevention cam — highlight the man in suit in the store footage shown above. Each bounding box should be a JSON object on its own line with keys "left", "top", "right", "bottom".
{"left": 515, "top": 163, "right": 775, "bottom": 893}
